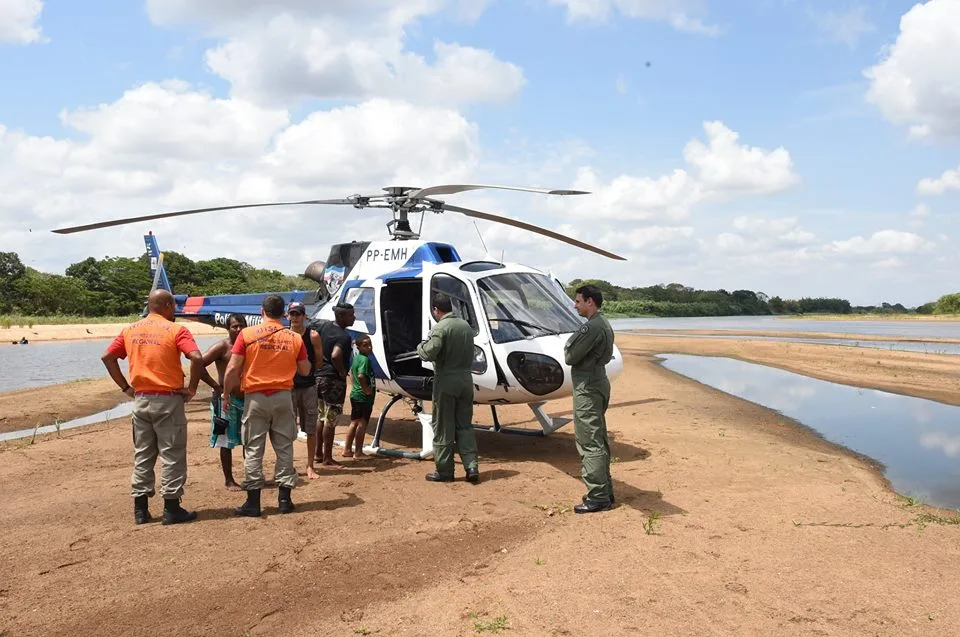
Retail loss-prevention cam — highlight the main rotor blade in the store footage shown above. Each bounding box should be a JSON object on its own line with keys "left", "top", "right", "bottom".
{"left": 441, "top": 203, "right": 625, "bottom": 261}
{"left": 50, "top": 199, "right": 357, "bottom": 234}
{"left": 407, "top": 184, "right": 590, "bottom": 200}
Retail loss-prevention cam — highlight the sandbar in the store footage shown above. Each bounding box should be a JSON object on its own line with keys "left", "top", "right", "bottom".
{"left": 1, "top": 320, "right": 221, "bottom": 343}
{"left": 1, "top": 332, "right": 959, "bottom": 635}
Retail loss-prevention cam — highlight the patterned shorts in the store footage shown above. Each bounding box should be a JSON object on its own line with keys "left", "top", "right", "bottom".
{"left": 317, "top": 375, "right": 347, "bottom": 426}
{"left": 210, "top": 395, "right": 244, "bottom": 450}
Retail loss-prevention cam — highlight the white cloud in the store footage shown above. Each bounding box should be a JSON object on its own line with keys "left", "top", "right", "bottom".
{"left": 615, "top": 73, "right": 628, "bottom": 95}
{"left": 600, "top": 225, "right": 697, "bottom": 253}
{"left": 0, "top": 0, "right": 44, "bottom": 44}
{"left": 0, "top": 83, "right": 483, "bottom": 273}
{"left": 828, "top": 230, "right": 936, "bottom": 256}
{"left": 863, "top": 0, "right": 960, "bottom": 139}
{"left": 146, "top": 1, "right": 522, "bottom": 107}
{"left": 808, "top": 4, "right": 875, "bottom": 48}
{"left": 732, "top": 215, "right": 815, "bottom": 246}
{"left": 917, "top": 165, "right": 960, "bottom": 195}
{"left": 548, "top": 121, "right": 799, "bottom": 223}
{"left": 548, "top": 0, "right": 720, "bottom": 35}
{"left": 683, "top": 121, "right": 800, "bottom": 194}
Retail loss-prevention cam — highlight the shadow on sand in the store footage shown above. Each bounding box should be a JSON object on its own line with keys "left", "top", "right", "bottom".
{"left": 369, "top": 399, "right": 685, "bottom": 518}
{"left": 200, "top": 491, "right": 365, "bottom": 521}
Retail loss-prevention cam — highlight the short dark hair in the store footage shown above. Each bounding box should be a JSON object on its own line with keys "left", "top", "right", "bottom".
{"left": 354, "top": 334, "right": 371, "bottom": 346}
{"left": 227, "top": 313, "right": 247, "bottom": 329}
{"left": 334, "top": 302, "right": 354, "bottom": 315}
{"left": 262, "top": 294, "right": 285, "bottom": 318}
{"left": 432, "top": 293, "right": 453, "bottom": 313}
{"left": 575, "top": 284, "right": 603, "bottom": 308}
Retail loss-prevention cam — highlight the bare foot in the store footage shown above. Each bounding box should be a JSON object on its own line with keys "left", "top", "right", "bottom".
{"left": 307, "top": 467, "right": 320, "bottom": 480}
{"left": 321, "top": 459, "right": 343, "bottom": 468}
{"left": 342, "top": 450, "right": 354, "bottom": 458}
{"left": 225, "top": 481, "right": 243, "bottom": 492}
{"left": 354, "top": 451, "right": 367, "bottom": 457}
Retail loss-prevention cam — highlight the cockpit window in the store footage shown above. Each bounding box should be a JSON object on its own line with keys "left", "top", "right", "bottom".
{"left": 477, "top": 273, "right": 583, "bottom": 343}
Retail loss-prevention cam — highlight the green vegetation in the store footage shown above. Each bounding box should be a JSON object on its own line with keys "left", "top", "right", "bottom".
{"left": 564, "top": 278, "right": 958, "bottom": 318}
{"left": 0, "top": 248, "right": 313, "bottom": 318}
{"left": 3, "top": 246, "right": 958, "bottom": 320}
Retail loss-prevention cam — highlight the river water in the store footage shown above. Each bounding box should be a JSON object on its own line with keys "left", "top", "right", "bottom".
{"left": 658, "top": 354, "right": 960, "bottom": 510}
{"left": 3, "top": 316, "right": 960, "bottom": 393}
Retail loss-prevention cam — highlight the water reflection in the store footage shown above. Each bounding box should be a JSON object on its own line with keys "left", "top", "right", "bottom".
{"left": 658, "top": 354, "right": 960, "bottom": 510}
{"left": 618, "top": 331, "right": 960, "bottom": 356}
{"left": 611, "top": 316, "right": 960, "bottom": 339}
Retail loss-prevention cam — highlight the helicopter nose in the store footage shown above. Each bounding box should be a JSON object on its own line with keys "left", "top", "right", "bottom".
{"left": 606, "top": 347, "right": 625, "bottom": 380}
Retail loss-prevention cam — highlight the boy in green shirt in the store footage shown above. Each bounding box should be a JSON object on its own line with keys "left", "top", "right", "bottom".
{"left": 344, "top": 334, "right": 375, "bottom": 457}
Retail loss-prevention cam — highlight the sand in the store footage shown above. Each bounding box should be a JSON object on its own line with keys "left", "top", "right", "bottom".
{"left": 1, "top": 333, "right": 959, "bottom": 636}
{"left": 1, "top": 320, "right": 221, "bottom": 343}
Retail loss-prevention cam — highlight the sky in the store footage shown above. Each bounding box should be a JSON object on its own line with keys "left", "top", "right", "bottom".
{"left": 0, "top": 0, "right": 958, "bottom": 306}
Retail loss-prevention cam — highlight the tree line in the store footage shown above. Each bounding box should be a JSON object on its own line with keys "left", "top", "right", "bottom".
{"left": 564, "top": 279, "right": 957, "bottom": 317}
{"left": 1, "top": 248, "right": 956, "bottom": 318}
{"left": 0, "top": 250, "right": 313, "bottom": 316}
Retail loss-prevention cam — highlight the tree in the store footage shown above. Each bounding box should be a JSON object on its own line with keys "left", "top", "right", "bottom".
{"left": 934, "top": 293, "right": 960, "bottom": 315}
{"left": 0, "top": 251, "right": 26, "bottom": 312}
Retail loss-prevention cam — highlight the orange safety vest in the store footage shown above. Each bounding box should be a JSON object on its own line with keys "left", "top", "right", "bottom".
{"left": 124, "top": 313, "right": 189, "bottom": 393}
{"left": 239, "top": 320, "right": 303, "bottom": 394}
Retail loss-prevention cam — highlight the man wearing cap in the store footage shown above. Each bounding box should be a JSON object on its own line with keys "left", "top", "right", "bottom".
{"left": 101, "top": 289, "right": 205, "bottom": 526}
{"left": 313, "top": 302, "right": 355, "bottom": 467}
{"left": 223, "top": 294, "right": 312, "bottom": 516}
{"left": 287, "top": 301, "right": 323, "bottom": 480}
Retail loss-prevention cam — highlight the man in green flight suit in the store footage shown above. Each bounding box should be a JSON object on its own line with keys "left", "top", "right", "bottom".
{"left": 416, "top": 293, "right": 481, "bottom": 484}
{"left": 565, "top": 284, "right": 616, "bottom": 513}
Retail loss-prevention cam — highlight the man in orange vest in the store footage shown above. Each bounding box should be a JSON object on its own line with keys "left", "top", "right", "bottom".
{"left": 222, "top": 294, "right": 312, "bottom": 516}
{"left": 101, "top": 289, "right": 205, "bottom": 525}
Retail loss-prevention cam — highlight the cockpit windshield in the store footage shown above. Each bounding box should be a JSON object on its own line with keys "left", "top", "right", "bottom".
{"left": 477, "top": 272, "right": 583, "bottom": 343}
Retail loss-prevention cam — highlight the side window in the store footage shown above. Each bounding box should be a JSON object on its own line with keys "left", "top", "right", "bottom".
{"left": 344, "top": 286, "right": 377, "bottom": 334}
{"left": 431, "top": 274, "right": 479, "bottom": 334}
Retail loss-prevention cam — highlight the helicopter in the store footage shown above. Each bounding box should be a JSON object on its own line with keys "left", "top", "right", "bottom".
{"left": 52, "top": 184, "right": 627, "bottom": 459}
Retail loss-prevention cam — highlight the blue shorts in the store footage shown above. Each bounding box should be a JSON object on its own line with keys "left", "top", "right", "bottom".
{"left": 210, "top": 395, "right": 244, "bottom": 450}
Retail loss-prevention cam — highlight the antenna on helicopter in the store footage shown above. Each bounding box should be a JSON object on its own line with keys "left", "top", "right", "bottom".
{"left": 472, "top": 221, "right": 491, "bottom": 260}
{"left": 50, "top": 183, "right": 626, "bottom": 260}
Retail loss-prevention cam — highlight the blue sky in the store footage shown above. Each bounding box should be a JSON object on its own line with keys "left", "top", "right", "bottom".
{"left": 1, "top": 0, "right": 958, "bottom": 306}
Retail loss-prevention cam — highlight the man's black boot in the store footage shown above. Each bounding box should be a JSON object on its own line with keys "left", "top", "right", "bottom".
{"left": 134, "top": 495, "right": 152, "bottom": 525}
{"left": 234, "top": 488, "right": 262, "bottom": 517}
{"left": 425, "top": 472, "right": 454, "bottom": 482}
{"left": 278, "top": 486, "right": 295, "bottom": 514}
{"left": 574, "top": 498, "right": 613, "bottom": 514}
{"left": 465, "top": 468, "right": 480, "bottom": 484}
{"left": 161, "top": 498, "right": 198, "bottom": 525}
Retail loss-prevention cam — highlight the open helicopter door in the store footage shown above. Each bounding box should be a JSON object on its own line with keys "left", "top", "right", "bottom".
{"left": 420, "top": 264, "right": 500, "bottom": 392}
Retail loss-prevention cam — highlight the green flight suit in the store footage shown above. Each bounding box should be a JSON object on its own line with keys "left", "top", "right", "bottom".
{"left": 416, "top": 312, "right": 479, "bottom": 476}
{"left": 564, "top": 312, "right": 615, "bottom": 503}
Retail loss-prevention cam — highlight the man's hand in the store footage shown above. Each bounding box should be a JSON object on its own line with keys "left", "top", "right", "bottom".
{"left": 123, "top": 386, "right": 135, "bottom": 399}
{"left": 178, "top": 387, "right": 196, "bottom": 402}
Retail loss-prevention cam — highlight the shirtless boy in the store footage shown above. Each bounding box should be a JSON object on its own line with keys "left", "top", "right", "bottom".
{"left": 202, "top": 313, "right": 247, "bottom": 490}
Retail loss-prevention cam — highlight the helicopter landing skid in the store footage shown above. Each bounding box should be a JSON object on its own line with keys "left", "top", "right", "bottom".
{"left": 344, "top": 395, "right": 572, "bottom": 461}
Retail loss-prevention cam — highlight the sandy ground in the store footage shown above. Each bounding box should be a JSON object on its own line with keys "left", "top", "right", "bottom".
{"left": 1, "top": 320, "right": 221, "bottom": 343}
{"left": 1, "top": 333, "right": 960, "bottom": 636}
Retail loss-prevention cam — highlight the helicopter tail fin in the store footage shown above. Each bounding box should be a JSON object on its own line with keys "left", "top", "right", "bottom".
{"left": 143, "top": 231, "right": 172, "bottom": 293}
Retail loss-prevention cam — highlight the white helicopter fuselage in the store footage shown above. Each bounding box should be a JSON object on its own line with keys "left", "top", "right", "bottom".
{"left": 309, "top": 239, "right": 624, "bottom": 407}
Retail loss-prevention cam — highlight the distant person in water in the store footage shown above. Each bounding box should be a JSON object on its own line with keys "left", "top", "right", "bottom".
{"left": 199, "top": 314, "right": 247, "bottom": 491}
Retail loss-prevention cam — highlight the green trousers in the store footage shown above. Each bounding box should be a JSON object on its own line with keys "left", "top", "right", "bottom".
{"left": 431, "top": 374, "right": 479, "bottom": 476}
{"left": 573, "top": 377, "right": 613, "bottom": 502}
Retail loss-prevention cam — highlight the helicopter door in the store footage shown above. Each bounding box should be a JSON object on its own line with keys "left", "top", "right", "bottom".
{"left": 421, "top": 267, "right": 500, "bottom": 392}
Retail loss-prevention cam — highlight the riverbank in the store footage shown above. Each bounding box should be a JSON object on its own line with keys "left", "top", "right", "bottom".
{"left": 628, "top": 327, "right": 960, "bottom": 344}
{"left": 0, "top": 320, "right": 222, "bottom": 343}
{"left": 1, "top": 333, "right": 959, "bottom": 635}
{"left": 781, "top": 313, "right": 960, "bottom": 321}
